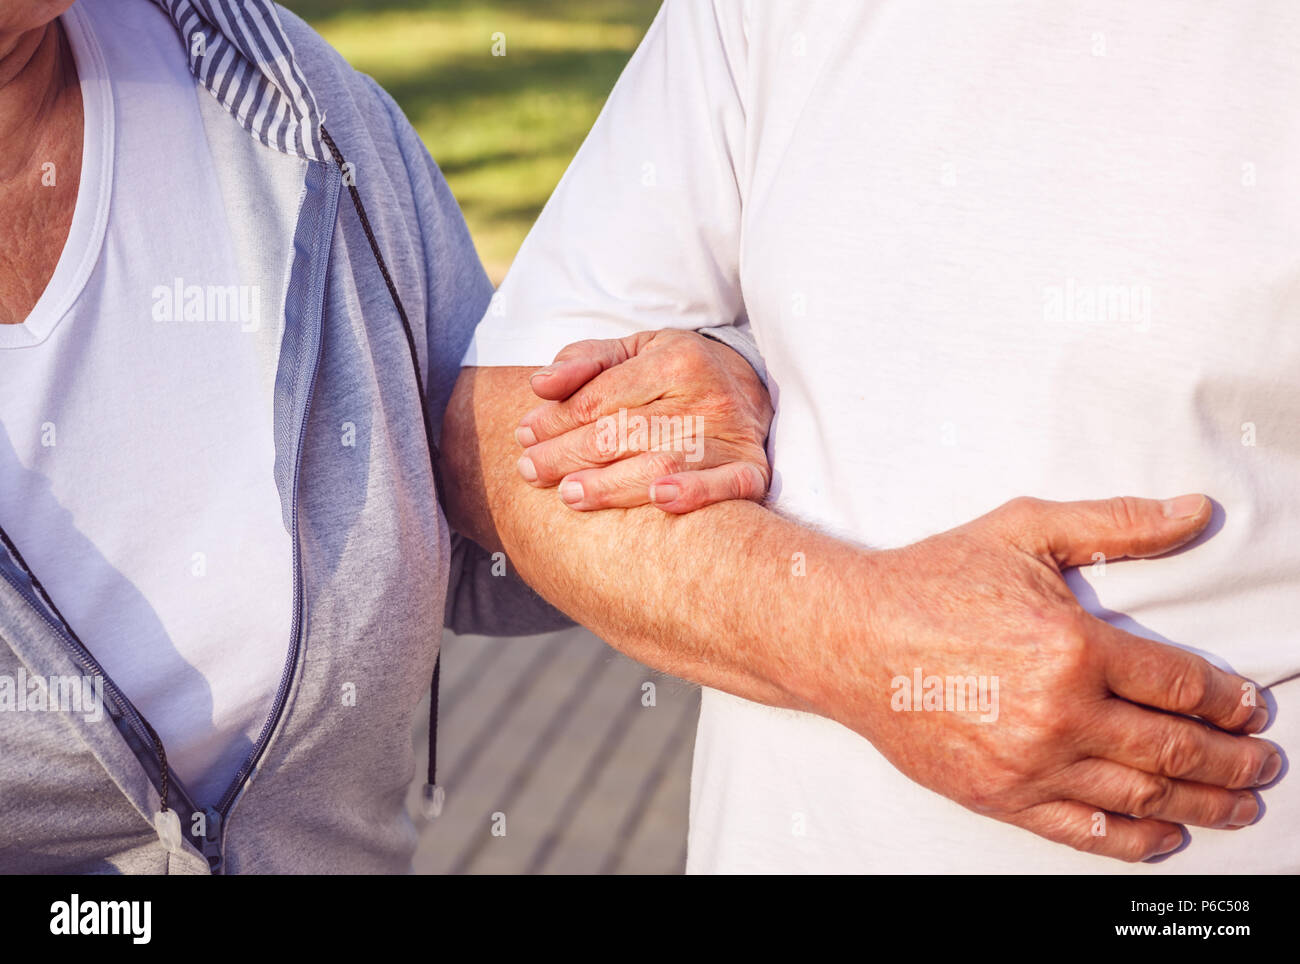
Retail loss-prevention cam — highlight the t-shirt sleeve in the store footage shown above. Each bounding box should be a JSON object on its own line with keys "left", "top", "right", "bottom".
{"left": 462, "top": 0, "right": 750, "bottom": 367}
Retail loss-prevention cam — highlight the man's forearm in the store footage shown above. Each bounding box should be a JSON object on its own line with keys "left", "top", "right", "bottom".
{"left": 440, "top": 365, "right": 873, "bottom": 716}
{"left": 442, "top": 368, "right": 1280, "bottom": 862}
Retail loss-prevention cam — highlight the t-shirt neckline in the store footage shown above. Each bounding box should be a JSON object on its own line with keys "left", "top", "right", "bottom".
{"left": 0, "top": 3, "right": 114, "bottom": 350}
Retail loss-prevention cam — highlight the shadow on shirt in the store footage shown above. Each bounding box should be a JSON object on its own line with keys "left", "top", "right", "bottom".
{"left": 0, "top": 418, "right": 249, "bottom": 806}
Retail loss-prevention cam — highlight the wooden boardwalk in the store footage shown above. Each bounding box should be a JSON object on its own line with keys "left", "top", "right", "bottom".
{"left": 406, "top": 628, "right": 699, "bottom": 874}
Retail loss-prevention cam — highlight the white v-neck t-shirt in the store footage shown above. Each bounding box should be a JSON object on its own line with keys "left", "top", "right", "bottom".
{"left": 466, "top": 0, "right": 1300, "bottom": 872}
{"left": 0, "top": 0, "right": 291, "bottom": 806}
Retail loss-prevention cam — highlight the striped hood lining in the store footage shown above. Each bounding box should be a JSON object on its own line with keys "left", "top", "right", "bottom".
{"left": 150, "top": 0, "right": 325, "bottom": 161}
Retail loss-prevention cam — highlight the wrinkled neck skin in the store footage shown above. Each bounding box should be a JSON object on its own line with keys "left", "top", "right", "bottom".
{"left": 0, "top": 13, "right": 74, "bottom": 180}
{"left": 0, "top": 8, "right": 81, "bottom": 325}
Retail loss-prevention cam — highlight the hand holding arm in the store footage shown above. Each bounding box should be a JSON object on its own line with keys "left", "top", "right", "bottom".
{"left": 514, "top": 329, "right": 773, "bottom": 513}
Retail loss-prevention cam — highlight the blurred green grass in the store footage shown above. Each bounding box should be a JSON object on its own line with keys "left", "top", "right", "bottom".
{"left": 283, "top": 0, "right": 659, "bottom": 282}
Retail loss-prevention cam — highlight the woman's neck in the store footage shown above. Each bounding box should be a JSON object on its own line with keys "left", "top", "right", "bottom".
{"left": 0, "top": 15, "right": 82, "bottom": 325}
{"left": 0, "top": 21, "right": 75, "bottom": 182}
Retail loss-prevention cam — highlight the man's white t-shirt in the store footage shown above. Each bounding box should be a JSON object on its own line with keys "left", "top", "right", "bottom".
{"left": 0, "top": 0, "right": 291, "bottom": 805}
{"left": 464, "top": 0, "right": 1300, "bottom": 872}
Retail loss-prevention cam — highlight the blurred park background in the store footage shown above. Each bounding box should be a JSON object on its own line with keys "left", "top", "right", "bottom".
{"left": 281, "top": 0, "right": 699, "bottom": 874}
{"left": 285, "top": 0, "right": 661, "bottom": 281}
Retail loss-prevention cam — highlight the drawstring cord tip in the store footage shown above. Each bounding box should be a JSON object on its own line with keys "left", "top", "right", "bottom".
{"left": 421, "top": 783, "right": 445, "bottom": 820}
{"left": 154, "top": 808, "right": 184, "bottom": 853}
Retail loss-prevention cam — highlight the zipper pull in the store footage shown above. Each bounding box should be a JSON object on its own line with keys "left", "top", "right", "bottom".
{"left": 200, "top": 806, "right": 223, "bottom": 873}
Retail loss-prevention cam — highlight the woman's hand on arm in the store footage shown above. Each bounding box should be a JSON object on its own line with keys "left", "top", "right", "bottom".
{"left": 511, "top": 328, "right": 773, "bottom": 514}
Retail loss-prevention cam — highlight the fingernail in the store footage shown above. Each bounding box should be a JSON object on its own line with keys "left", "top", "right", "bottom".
{"left": 559, "top": 480, "right": 583, "bottom": 505}
{"left": 1161, "top": 494, "right": 1206, "bottom": 519}
{"left": 1155, "top": 831, "right": 1183, "bottom": 856}
{"left": 515, "top": 425, "right": 537, "bottom": 447}
{"left": 517, "top": 456, "right": 538, "bottom": 483}
{"left": 1245, "top": 706, "right": 1270, "bottom": 734}
{"left": 1256, "top": 753, "right": 1282, "bottom": 787}
{"left": 529, "top": 367, "right": 554, "bottom": 386}
{"left": 1227, "top": 794, "right": 1259, "bottom": 828}
{"left": 649, "top": 483, "right": 679, "bottom": 504}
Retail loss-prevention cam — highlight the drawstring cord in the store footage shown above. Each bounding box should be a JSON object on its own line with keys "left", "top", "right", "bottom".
{"left": 319, "top": 125, "right": 445, "bottom": 815}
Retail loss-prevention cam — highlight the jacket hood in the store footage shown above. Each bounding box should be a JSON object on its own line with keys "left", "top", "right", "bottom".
{"left": 150, "top": 0, "right": 325, "bottom": 161}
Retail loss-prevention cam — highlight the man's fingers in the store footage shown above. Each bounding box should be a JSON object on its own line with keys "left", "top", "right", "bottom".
{"left": 1000, "top": 494, "right": 1213, "bottom": 569}
{"left": 1092, "top": 619, "right": 1270, "bottom": 734}
{"left": 1006, "top": 798, "right": 1184, "bottom": 863}
{"left": 1083, "top": 697, "right": 1279, "bottom": 789}
{"left": 1055, "top": 758, "right": 1260, "bottom": 829}
{"left": 649, "top": 463, "right": 767, "bottom": 514}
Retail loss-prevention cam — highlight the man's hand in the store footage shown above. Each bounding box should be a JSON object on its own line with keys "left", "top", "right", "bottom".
{"left": 442, "top": 365, "right": 1280, "bottom": 863}
{"left": 511, "top": 329, "right": 772, "bottom": 513}
{"left": 825, "top": 494, "right": 1279, "bottom": 862}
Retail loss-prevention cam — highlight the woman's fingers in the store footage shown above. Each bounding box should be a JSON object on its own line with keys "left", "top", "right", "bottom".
{"left": 517, "top": 400, "right": 702, "bottom": 485}
{"left": 648, "top": 463, "right": 767, "bottom": 513}
{"left": 552, "top": 450, "right": 765, "bottom": 512}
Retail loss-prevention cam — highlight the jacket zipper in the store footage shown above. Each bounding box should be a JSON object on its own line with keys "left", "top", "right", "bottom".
{"left": 207, "top": 286, "right": 324, "bottom": 868}
{"left": 0, "top": 352, "right": 317, "bottom": 875}
{"left": 0, "top": 561, "right": 204, "bottom": 824}
{"left": 0, "top": 301, "right": 320, "bottom": 874}
{"left": 2, "top": 161, "right": 331, "bottom": 873}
